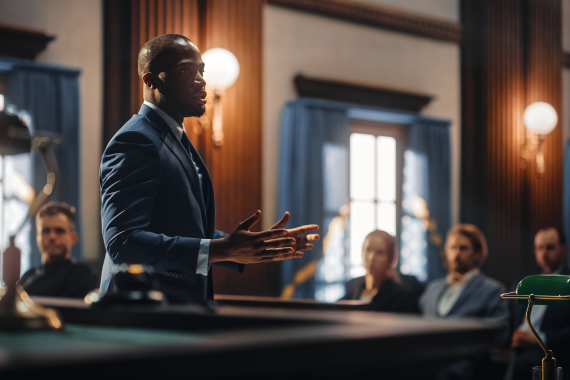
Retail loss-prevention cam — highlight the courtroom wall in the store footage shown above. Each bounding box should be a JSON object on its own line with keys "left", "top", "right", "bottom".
{"left": 0, "top": 0, "right": 103, "bottom": 263}
{"left": 262, "top": 2, "right": 461, "bottom": 229}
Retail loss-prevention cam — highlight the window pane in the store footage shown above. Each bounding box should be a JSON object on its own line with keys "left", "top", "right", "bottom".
{"left": 377, "top": 202, "right": 396, "bottom": 235}
{"left": 350, "top": 133, "right": 375, "bottom": 200}
{"left": 376, "top": 136, "right": 396, "bottom": 202}
{"left": 349, "top": 200, "right": 375, "bottom": 277}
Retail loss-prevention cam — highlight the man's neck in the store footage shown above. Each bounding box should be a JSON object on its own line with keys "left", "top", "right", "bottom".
{"left": 42, "top": 255, "right": 70, "bottom": 264}
{"left": 448, "top": 267, "right": 479, "bottom": 283}
{"left": 543, "top": 263, "right": 564, "bottom": 274}
{"left": 144, "top": 99, "right": 184, "bottom": 125}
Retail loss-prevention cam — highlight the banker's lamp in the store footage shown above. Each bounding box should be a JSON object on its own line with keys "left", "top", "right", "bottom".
{"left": 523, "top": 102, "right": 558, "bottom": 176}
{"left": 502, "top": 275, "right": 570, "bottom": 380}
{"left": 0, "top": 109, "right": 62, "bottom": 330}
{"left": 201, "top": 48, "right": 240, "bottom": 146}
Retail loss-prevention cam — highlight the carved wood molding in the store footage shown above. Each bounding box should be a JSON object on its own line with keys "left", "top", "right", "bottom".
{"left": 564, "top": 52, "right": 570, "bottom": 68}
{"left": 268, "top": 0, "right": 462, "bottom": 43}
{"left": 294, "top": 75, "right": 433, "bottom": 112}
{"left": 0, "top": 24, "right": 55, "bottom": 60}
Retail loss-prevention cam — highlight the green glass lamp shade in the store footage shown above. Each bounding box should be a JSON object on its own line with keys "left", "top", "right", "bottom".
{"left": 516, "top": 275, "right": 570, "bottom": 305}
{"left": 0, "top": 110, "right": 31, "bottom": 155}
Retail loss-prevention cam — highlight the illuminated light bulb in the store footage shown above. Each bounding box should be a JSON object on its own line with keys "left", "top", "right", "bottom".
{"left": 523, "top": 102, "right": 558, "bottom": 135}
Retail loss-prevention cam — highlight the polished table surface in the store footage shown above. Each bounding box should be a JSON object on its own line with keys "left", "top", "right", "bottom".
{"left": 0, "top": 296, "right": 502, "bottom": 379}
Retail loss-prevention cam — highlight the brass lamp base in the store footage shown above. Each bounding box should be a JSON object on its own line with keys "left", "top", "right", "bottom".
{"left": 0, "top": 285, "right": 62, "bottom": 331}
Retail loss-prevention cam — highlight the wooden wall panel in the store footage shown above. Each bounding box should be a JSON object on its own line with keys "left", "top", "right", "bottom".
{"left": 461, "top": 0, "right": 562, "bottom": 288}
{"left": 201, "top": 0, "right": 280, "bottom": 296}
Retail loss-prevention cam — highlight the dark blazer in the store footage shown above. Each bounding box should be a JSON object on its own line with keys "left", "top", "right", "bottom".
{"left": 19, "top": 260, "right": 94, "bottom": 299}
{"left": 512, "top": 266, "right": 570, "bottom": 350}
{"left": 341, "top": 277, "right": 420, "bottom": 314}
{"left": 100, "top": 104, "right": 242, "bottom": 304}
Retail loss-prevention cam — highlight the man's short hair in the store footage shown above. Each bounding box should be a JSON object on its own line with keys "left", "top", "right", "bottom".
{"left": 137, "top": 34, "right": 192, "bottom": 78}
{"left": 36, "top": 202, "right": 76, "bottom": 231}
{"left": 446, "top": 224, "right": 488, "bottom": 265}
{"left": 537, "top": 226, "right": 567, "bottom": 246}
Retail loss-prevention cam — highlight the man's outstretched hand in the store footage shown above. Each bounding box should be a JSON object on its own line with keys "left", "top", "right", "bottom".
{"left": 209, "top": 211, "right": 297, "bottom": 264}
{"left": 266, "top": 211, "right": 320, "bottom": 261}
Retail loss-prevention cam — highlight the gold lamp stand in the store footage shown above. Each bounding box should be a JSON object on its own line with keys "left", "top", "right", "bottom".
{"left": 0, "top": 142, "right": 63, "bottom": 331}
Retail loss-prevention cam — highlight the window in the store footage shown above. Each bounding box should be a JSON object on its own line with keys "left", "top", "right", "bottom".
{"left": 349, "top": 122, "right": 406, "bottom": 279}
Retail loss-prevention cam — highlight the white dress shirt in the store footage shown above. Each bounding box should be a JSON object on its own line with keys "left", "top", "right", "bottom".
{"left": 143, "top": 101, "right": 210, "bottom": 276}
{"left": 437, "top": 268, "right": 480, "bottom": 317}
{"left": 516, "top": 265, "right": 564, "bottom": 344}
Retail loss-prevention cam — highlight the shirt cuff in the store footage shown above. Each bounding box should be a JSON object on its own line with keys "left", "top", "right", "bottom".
{"left": 196, "top": 239, "right": 210, "bottom": 276}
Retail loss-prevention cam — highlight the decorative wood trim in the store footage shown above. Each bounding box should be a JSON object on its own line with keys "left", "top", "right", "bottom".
{"left": 0, "top": 24, "right": 55, "bottom": 59}
{"left": 268, "top": 0, "right": 462, "bottom": 43}
{"left": 564, "top": 52, "right": 570, "bottom": 68}
{"left": 294, "top": 75, "right": 433, "bottom": 112}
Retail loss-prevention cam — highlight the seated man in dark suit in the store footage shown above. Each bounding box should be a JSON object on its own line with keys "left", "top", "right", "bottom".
{"left": 511, "top": 227, "right": 570, "bottom": 380}
{"left": 341, "top": 230, "right": 419, "bottom": 314}
{"left": 421, "top": 224, "right": 508, "bottom": 380}
{"left": 18, "top": 202, "right": 94, "bottom": 299}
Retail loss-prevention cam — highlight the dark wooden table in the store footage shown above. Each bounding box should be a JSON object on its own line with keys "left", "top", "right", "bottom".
{"left": 0, "top": 296, "right": 502, "bottom": 379}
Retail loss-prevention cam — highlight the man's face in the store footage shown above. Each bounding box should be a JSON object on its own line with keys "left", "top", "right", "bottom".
{"left": 535, "top": 229, "right": 566, "bottom": 273}
{"left": 362, "top": 235, "right": 393, "bottom": 278}
{"left": 153, "top": 39, "right": 207, "bottom": 117}
{"left": 445, "top": 233, "right": 481, "bottom": 275}
{"left": 36, "top": 214, "right": 78, "bottom": 262}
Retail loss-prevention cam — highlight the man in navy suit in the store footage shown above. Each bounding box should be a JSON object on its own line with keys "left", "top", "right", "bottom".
{"left": 511, "top": 227, "right": 570, "bottom": 380}
{"left": 100, "top": 34, "right": 319, "bottom": 304}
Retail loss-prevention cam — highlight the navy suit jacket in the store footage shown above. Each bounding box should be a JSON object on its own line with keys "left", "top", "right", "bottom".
{"left": 100, "top": 104, "right": 242, "bottom": 304}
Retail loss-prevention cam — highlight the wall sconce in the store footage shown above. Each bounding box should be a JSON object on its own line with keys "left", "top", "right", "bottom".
{"left": 522, "top": 101, "right": 558, "bottom": 176}
{"left": 201, "top": 48, "right": 240, "bottom": 146}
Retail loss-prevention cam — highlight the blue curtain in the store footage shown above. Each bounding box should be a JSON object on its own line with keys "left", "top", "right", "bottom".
{"left": 407, "top": 119, "right": 452, "bottom": 281}
{"left": 278, "top": 99, "right": 350, "bottom": 299}
{"left": 1, "top": 57, "right": 82, "bottom": 265}
{"left": 563, "top": 139, "right": 570, "bottom": 267}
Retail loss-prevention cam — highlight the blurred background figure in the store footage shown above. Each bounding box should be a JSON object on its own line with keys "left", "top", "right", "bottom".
{"left": 511, "top": 227, "right": 570, "bottom": 380}
{"left": 421, "top": 224, "right": 508, "bottom": 380}
{"left": 341, "top": 230, "right": 419, "bottom": 314}
{"left": 18, "top": 202, "right": 94, "bottom": 299}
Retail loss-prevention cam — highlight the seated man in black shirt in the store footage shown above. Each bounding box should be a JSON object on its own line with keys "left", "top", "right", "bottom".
{"left": 341, "top": 230, "right": 419, "bottom": 314}
{"left": 18, "top": 202, "right": 94, "bottom": 299}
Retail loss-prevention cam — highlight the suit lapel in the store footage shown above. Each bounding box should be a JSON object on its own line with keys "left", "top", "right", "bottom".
{"left": 447, "top": 274, "right": 483, "bottom": 315}
{"left": 139, "top": 105, "right": 210, "bottom": 232}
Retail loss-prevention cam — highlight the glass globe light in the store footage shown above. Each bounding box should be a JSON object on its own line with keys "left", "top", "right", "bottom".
{"left": 201, "top": 48, "right": 240, "bottom": 91}
{"left": 523, "top": 102, "right": 558, "bottom": 135}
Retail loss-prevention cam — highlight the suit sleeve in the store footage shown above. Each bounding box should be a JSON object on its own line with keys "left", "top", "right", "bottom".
{"left": 100, "top": 129, "right": 201, "bottom": 282}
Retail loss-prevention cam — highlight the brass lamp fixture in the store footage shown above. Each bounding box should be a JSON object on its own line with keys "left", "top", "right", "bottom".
{"left": 522, "top": 102, "right": 558, "bottom": 176}
{"left": 0, "top": 109, "right": 63, "bottom": 331}
{"left": 501, "top": 275, "right": 570, "bottom": 380}
{"left": 201, "top": 48, "right": 240, "bottom": 147}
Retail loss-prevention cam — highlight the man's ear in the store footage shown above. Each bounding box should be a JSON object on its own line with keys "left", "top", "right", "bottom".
{"left": 70, "top": 231, "right": 78, "bottom": 247}
{"left": 142, "top": 72, "right": 155, "bottom": 88}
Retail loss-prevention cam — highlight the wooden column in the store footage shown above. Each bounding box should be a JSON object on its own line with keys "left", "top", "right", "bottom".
{"left": 461, "top": 0, "right": 562, "bottom": 287}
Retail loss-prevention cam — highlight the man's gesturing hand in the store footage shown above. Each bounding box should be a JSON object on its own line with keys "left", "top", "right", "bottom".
{"left": 266, "top": 211, "right": 320, "bottom": 261}
{"left": 209, "top": 211, "right": 296, "bottom": 264}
